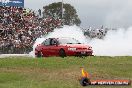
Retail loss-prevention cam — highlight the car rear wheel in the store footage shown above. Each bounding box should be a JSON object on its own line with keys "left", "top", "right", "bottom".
{"left": 37, "top": 51, "right": 43, "bottom": 57}
{"left": 59, "top": 49, "right": 66, "bottom": 57}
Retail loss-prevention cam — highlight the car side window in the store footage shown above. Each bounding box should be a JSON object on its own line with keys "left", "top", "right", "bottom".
{"left": 42, "top": 39, "right": 50, "bottom": 46}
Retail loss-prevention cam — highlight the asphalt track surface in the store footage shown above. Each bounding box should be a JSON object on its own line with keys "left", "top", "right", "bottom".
{"left": 0, "top": 54, "right": 31, "bottom": 58}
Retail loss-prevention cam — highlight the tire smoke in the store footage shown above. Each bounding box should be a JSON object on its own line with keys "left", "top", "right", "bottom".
{"left": 30, "top": 25, "right": 132, "bottom": 57}
{"left": 90, "top": 27, "right": 132, "bottom": 56}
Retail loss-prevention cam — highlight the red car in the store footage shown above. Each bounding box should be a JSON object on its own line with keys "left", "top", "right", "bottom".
{"left": 35, "top": 37, "right": 93, "bottom": 57}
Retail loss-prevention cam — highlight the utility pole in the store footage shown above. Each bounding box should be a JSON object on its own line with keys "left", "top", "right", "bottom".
{"left": 61, "top": 0, "right": 63, "bottom": 19}
{"left": 61, "top": 0, "right": 64, "bottom": 26}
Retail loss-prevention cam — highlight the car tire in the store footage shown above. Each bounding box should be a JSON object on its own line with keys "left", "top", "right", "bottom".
{"left": 37, "top": 51, "right": 43, "bottom": 57}
{"left": 59, "top": 49, "right": 66, "bottom": 57}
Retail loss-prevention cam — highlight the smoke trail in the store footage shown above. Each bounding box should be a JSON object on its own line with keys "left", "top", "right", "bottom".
{"left": 30, "top": 25, "right": 132, "bottom": 57}
{"left": 90, "top": 27, "right": 132, "bottom": 56}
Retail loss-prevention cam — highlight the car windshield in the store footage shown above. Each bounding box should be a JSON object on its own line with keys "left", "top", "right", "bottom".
{"left": 58, "top": 38, "right": 81, "bottom": 44}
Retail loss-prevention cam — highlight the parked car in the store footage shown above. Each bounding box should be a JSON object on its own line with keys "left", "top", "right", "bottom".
{"left": 35, "top": 37, "right": 93, "bottom": 57}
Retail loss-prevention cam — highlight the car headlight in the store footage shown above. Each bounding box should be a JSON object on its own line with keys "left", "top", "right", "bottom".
{"left": 68, "top": 48, "right": 77, "bottom": 51}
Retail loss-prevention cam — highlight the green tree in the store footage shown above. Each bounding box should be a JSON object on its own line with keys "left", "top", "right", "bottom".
{"left": 43, "top": 2, "right": 81, "bottom": 26}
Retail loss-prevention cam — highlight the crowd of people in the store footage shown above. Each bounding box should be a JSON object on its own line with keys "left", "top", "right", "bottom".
{"left": 0, "top": 6, "right": 62, "bottom": 54}
{"left": 83, "top": 26, "right": 108, "bottom": 39}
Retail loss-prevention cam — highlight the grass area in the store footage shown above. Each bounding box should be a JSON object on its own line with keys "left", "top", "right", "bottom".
{"left": 0, "top": 56, "right": 132, "bottom": 88}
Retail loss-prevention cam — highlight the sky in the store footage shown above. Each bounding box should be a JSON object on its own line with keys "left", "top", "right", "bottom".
{"left": 25, "top": 0, "right": 132, "bottom": 28}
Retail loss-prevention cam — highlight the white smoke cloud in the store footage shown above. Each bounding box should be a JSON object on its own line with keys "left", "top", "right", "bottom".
{"left": 89, "top": 27, "right": 132, "bottom": 56}
{"left": 30, "top": 25, "right": 132, "bottom": 57}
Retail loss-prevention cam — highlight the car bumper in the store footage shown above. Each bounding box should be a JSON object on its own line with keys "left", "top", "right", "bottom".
{"left": 66, "top": 50, "right": 93, "bottom": 56}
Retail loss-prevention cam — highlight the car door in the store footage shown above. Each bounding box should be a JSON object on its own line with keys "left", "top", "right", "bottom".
{"left": 48, "top": 39, "right": 60, "bottom": 56}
